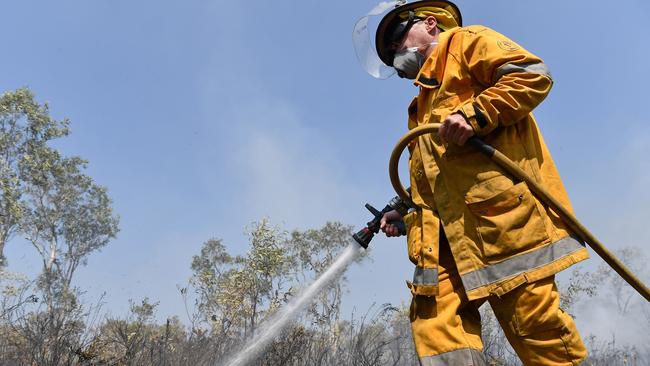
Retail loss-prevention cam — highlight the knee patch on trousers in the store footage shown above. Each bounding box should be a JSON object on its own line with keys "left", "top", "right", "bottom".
{"left": 506, "top": 278, "right": 565, "bottom": 337}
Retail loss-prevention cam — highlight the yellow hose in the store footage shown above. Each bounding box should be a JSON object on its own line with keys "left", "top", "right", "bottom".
{"left": 389, "top": 123, "right": 650, "bottom": 302}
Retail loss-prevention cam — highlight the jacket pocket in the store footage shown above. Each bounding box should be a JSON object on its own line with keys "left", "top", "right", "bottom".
{"left": 467, "top": 180, "right": 549, "bottom": 262}
{"left": 403, "top": 210, "right": 422, "bottom": 266}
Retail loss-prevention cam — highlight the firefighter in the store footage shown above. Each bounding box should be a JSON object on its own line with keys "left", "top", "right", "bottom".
{"left": 354, "top": 1, "right": 589, "bottom": 364}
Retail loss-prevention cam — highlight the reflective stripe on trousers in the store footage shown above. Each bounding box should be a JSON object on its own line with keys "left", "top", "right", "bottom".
{"left": 420, "top": 348, "right": 486, "bottom": 366}
{"left": 460, "top": 236, "right": 584, "bottom": 291}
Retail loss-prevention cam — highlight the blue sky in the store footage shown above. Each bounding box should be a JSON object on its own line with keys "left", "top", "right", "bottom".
{"left": 2, "top": 0, "right": 649, "bottom": 344}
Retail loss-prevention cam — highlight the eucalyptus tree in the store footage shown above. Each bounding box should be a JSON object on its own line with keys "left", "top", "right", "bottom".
{"left": 191, "top": 219, "right": 293, "bottom": 341}
{"left": 0, "top": 88, "right": 119, "bottom": 365}
{"left": 0, "top": 88, "right": 70, "bottom": 267}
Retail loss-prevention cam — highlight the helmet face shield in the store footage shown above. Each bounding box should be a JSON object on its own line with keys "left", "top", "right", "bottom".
{"left": 352, "top": 0, "right": 463, "bottom": 79}
{"left": 352, "top": 1, "right": 398, "bottom": 79}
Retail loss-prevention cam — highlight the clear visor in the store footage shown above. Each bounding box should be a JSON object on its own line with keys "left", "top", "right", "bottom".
{"left": 352, "top": 1, "right": 398, "bottom": 79}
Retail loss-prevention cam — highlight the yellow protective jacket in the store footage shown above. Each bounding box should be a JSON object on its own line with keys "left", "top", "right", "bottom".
{"left": 403, "top": 25, "right": 589, "bottom": 301}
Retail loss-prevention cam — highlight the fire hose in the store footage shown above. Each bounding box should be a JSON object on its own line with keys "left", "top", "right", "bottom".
{"left": 388, "top": 123, "right": 650, "bottom": 302}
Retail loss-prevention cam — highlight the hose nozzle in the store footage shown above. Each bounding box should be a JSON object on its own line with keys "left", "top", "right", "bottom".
{"left": 353, "top": 195, "right": 411, "bottom": 248}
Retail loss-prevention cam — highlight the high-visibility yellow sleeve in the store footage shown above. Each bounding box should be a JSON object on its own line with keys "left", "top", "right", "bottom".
{"left": 457, "top": 28, "right": 553, "bottom": 136}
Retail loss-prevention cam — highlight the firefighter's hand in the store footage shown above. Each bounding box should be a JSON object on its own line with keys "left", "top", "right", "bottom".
{"left": 380, "top": 210, "right": 404, "bottom": 237}
{"left": 439, "top": 113, "right": 474, "bottom": 146}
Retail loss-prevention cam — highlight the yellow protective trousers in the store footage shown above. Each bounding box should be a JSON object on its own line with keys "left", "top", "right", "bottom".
{"left": 410, "top": 239, "right": 587, "bottom": 366}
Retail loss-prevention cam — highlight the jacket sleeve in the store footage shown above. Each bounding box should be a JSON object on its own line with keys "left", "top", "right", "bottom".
{"left": 455, "top": 27, "right": 553, "bottom": 137}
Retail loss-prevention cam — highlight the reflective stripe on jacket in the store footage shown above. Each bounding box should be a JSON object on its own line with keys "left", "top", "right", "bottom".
{"left": 403, "top": 25, "right": 589, "bottom": 300}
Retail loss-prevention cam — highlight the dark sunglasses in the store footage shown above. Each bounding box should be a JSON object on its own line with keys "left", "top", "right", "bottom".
{"left": 389, "top": 11, "right": 422, "bottom": 44}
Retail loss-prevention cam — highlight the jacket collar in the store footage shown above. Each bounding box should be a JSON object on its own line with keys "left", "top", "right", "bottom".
{"left": 414, "top": 27, "right": 463, "bottom": 89}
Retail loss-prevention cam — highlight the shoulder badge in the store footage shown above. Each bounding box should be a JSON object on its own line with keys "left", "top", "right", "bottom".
{"left": 497, "top": 40, "right": 520, "bottom": 52}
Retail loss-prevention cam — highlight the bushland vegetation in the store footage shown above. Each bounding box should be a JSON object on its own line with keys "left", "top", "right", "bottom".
{"left": 1, "top": 88, "right": 648, "bottom": 365}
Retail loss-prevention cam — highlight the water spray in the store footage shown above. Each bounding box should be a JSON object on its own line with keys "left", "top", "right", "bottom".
{"left": 225, "top": 243, "right": 362, "bottom": 366}
{"left": 224, "top": 195, "right": 410, "bottom": 365}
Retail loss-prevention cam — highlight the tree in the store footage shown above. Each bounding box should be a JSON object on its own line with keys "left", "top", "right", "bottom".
{"left": 0, "top": 88, "right": 119, "bottom": 365}
{"left": 594, "top": 247, "right": 648, "bottom": 316}
{"left": 21, "top": 150, "right": 119, "bottom": 313}
{"left": 0, "top": 88, "right": 70, "bottom": 267}
{"left": 191, "top": 219, "right": 293, "bottom": 342}
{"left": 558, "top": 266, "right": 599, "bottom": 316}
